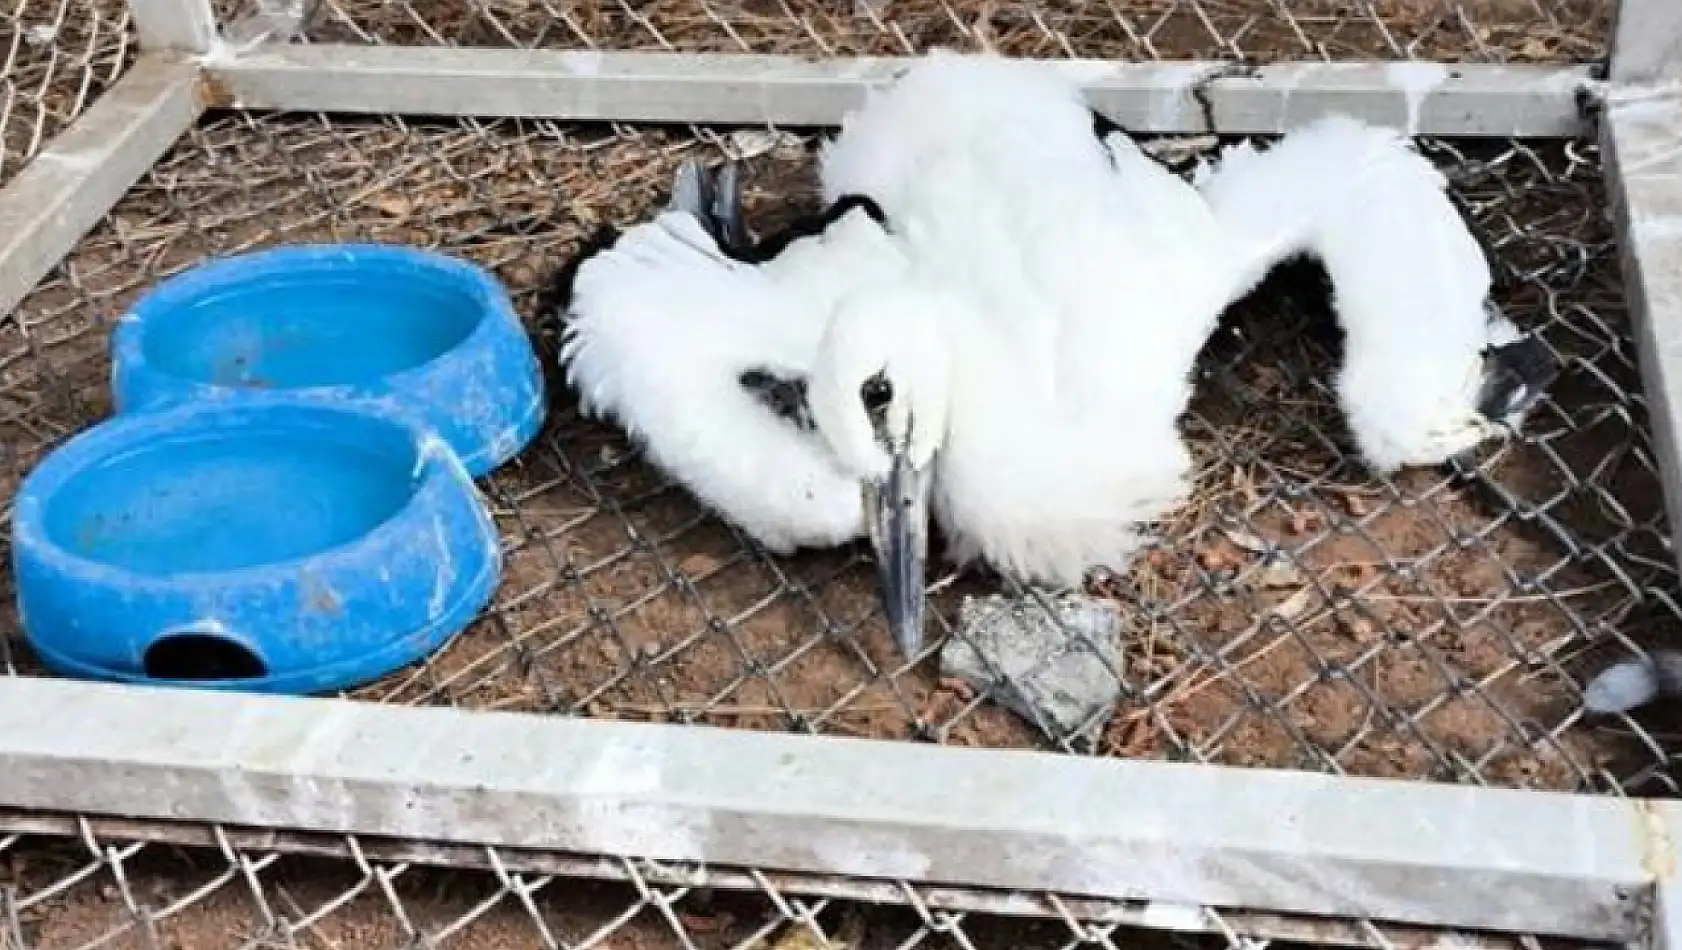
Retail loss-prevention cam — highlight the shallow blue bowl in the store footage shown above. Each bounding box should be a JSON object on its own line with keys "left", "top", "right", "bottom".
{"left": 10, "top": 396, "right": 502, "bottom": 694}
{"left": 112, "top": 244, "right": 545, "bottom": 478}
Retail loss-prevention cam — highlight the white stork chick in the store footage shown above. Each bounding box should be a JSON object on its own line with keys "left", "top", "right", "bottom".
{"left": 1194, "top": 115, "right": 1558, "bottom": 474}
{"left": 560, "top": 51, "right": 1247, "bottom": 658}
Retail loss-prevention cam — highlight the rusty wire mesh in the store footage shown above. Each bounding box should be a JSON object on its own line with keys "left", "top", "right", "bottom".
{"left": 212, "top": 0, "right": 1614, "bottom": 62}
{"left": 0, "top": 0, "right": 134, "bottom": 188}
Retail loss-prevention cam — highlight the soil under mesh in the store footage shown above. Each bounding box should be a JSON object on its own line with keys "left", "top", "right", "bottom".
{"left": 0, "top": 114, "right": 1666, "bottom": 798}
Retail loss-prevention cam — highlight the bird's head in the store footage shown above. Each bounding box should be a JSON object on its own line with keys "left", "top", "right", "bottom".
{"left": 807, "top": 283, "right": 957, "bottom": 661}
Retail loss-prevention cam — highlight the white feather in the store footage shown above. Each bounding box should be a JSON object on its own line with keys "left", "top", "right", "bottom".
{"left": 1197, "top": 115, "right": 1515, "bottom": 472}
{"left": 560, "top": 209, "right": 904, "bottom": 553}
{"left": 814, "top": 51, "right": 1245, "bottom": 586}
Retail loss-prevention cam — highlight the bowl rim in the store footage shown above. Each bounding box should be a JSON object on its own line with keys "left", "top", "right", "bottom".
{"left": 10, "top": 393, "right": 484, "bottom": 590}
{"left": 111, "top": 242, "right": 521, "bottom": 397}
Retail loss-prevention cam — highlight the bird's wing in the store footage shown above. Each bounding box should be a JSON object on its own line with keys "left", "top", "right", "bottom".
{"left": 1192, "top": 136, "right": 1326, "bottom": 299}
{"left": 1197, "top": 115, "right": 1520, "bottom": 470}
{"left": 1198, "top": 114, "right": 1494, "bottom": 310}
{"left": 560, "top": 210, "right": 867, "bottom": 552}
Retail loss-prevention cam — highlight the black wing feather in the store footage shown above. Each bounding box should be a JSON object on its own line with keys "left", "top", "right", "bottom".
{"left": 719, "top": 193, "right": 888, "bottom": 265}
{"left": 739, "top": 367, "right": 817, "bottom": 431}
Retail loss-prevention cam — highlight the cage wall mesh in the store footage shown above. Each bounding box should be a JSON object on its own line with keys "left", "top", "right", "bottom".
{"left": 0, "top": 0, "right": 1661, "bottom": 947}
{"left": 218, "top": 0, "right": 1613, "bottom": 62}
{"left": 1, "top": 0, "right": 134, "bottom": 188}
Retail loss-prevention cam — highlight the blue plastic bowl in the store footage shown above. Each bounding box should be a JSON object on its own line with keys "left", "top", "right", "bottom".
{"left": 112, "top": 244, "right": 545, "bottom": 478}
{"left": 10, "top": 396, "right": 502, "bottom": 694}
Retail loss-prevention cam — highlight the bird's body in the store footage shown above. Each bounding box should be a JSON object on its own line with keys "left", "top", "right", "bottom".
{"left": 813, "top": 51, "right": 1243, "bottom": 585}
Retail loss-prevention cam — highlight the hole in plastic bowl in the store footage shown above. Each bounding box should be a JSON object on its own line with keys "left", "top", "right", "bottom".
{"left": 144, "top": 633, "right": 268, "bottom": 680}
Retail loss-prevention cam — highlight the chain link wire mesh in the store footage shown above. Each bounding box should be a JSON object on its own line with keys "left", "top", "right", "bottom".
{"left": 0, "top": 0, "right": 134, "bottom": 188}
{"left": 0, "top": 0, "right": 1656, "bottom": 944}
{"left": 0, "top": 101, "right": 1668, "bottom": 945}
{"left": 0, "top": 811, "right": 1628, "bottom": 950}
{"left": 3, "top": 112, "right": 1656, "bottom": 783}
{"left": 213, "top": 0, "right": 1613, "bottom": 62}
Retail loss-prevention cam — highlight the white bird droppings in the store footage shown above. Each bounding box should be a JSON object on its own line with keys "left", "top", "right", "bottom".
{"left": 1633, "top": 213, "right": 1682, "bottom": 244}
{"left": 571, "top": 740, "right": 709, "bottom": 858}
{"left": 1583, "top": 658, "right": 1662, "bottom": 713}
{"left": 563, "top": 50, "right": 605, "bottom": 77}
{"left": 811, "top": 830, "right": 932, "bottom": 880}
{"left": 1383, "top": 62, "right": 1450, "bottom": 135}
{"left": 1136, "top": 901, "right": 1208, "bottom": 932}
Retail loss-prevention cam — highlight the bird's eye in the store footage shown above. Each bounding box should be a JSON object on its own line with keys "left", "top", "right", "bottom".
{"left": 860, "top": 373, "right": 893, "bottom": 414}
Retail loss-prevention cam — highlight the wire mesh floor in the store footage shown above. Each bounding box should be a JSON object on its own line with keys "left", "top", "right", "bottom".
{"left": 0, "top": 109, "right": 1673, "bottom": 799}
{"left": 4, "top": 810, "right": 1636, "bottom": 950}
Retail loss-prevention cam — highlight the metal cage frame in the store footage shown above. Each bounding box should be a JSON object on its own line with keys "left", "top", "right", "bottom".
{"left": 2, "top": 0, "right": 1681, "bottom": 944}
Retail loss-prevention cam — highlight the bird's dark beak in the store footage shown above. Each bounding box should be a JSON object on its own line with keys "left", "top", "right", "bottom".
{"left": 863, "top": 447, "right": 931, "bottom": 661}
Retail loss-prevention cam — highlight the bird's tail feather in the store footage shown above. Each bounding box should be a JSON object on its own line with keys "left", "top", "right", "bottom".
{"left": 1475, "top": 326, "right": 1558, "bottom": 421}
{"left": 668, "top": 157, "right": 753, "bottom": 253}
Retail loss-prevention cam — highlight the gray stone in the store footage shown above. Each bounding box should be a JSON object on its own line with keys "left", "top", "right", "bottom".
{"left": 941, "top": 592, "right": 1125, "bottom": 740}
